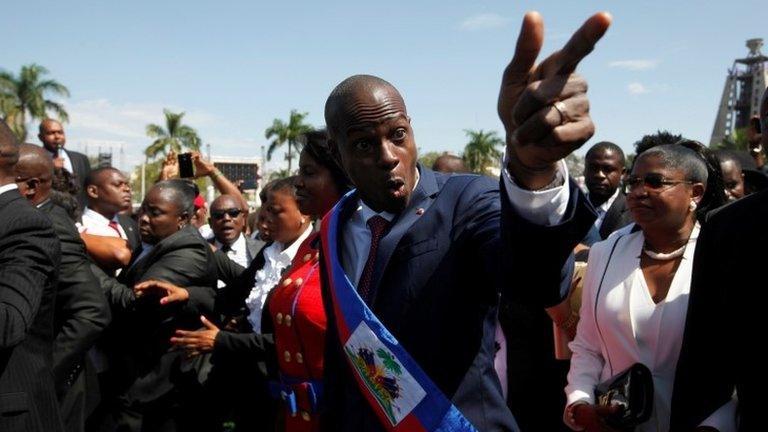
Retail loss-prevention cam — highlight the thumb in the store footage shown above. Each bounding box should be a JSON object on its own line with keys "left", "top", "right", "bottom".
{"left": 200, "top": 315, "right": 218, "bottom": 330}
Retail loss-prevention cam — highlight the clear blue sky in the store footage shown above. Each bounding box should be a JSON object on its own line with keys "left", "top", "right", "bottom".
{"left": 3, "top": 0, "right": 766, "bottom": 173}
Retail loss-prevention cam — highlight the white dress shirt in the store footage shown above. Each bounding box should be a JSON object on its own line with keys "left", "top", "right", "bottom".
{"left": 245, "top": 224, "right": 313, "bottom": 333}
{"left": 78, "top": 207, "right": 127, "bottom": 239}
{"left": 565, "top": 224, "right": 736, "bottom": 432}
{"left": 47, "top": 147, "right": 74, "bottom": 174}
{"left": 215, "top": 233, "right": 250, "bottom": 268}
{"left": 582, "top": 188, "right": 620, "bottom": 245}
{"left": 0, "top": 183, "right": 18, "bottom": 196}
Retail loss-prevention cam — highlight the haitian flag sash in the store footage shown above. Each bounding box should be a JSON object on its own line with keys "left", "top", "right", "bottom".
{"left": 320, "top": 191, "right": 477, "bottom": 432}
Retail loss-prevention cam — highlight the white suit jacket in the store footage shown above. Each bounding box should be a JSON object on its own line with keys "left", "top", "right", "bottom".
{"left": 565, "top": 224, "right": 735, "bottom": 432}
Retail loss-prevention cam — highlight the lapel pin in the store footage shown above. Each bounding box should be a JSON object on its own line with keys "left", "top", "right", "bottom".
{"left": 416, "top": 208, "right": 424, "bottom": 215}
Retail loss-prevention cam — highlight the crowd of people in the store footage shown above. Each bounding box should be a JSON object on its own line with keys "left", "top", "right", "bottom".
{"left": 2, "top": 10, "right": 767, "bottom": 432}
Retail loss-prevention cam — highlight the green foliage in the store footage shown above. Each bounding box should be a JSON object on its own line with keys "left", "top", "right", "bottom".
{"left": 144, "top": 109, "right": 201, "bottom": 160}
{"left": 265, "top": 110, "right": 313, "bottom": 173}
{"left": 0, "top": 63, "right": 70, "bottom": 142}
{"left": 267, "top": 168, "right": 292, "bottom": 182}
{"left": 462, "top": 129, "right": 503, "bottom": 175}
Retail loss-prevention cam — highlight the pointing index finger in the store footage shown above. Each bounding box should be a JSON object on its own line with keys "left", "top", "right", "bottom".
{"left": 503, "top": 11, "right": 544, "bottom": 82}
{"left": 555, "top": 12, "right": 612, "bottom": 75}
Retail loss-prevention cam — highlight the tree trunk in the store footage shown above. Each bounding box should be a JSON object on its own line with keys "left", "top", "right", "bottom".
{"left": 287, "top": 141, "right": 292, "bottom": 173}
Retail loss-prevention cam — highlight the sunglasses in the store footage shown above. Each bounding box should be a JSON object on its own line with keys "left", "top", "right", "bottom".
{"left": 211, "top": 208, "right": 244, "bottom": 220}
{"left": 624, "top": 173, "right": 692, "bottom": 194}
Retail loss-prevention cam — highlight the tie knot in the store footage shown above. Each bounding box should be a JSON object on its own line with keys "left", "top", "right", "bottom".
{"left": 221, "top": 243, "right": 232, "bottom": 253}
{"left": 367, "top": 215, "right": 390, "bottom": 239}
{"left": 108, "top": 220, "right": 119, "bottom": 229}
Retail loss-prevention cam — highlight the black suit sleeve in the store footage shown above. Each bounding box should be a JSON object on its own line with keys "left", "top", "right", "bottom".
{"left": 0, "top": 206, "right": 60, "bottom": 349}
{"left": 499, "top": 177, "right": 595, "bottom": 307}
{"left": 48, "top": 209, "right": 111, "bottom": 387}
{"left": 214, "top": 330, "right": 273, "bottom": 356}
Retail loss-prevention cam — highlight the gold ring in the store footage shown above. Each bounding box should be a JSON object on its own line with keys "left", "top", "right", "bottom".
{"left": 552, "top": 101, "right": 568, "bottom": 125}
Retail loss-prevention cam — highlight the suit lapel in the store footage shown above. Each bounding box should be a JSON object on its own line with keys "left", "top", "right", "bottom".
{"left": 599, "top": 192, "right": 627, "bottom": 240}
{"left": 369, "top": 167, "right": 440, "bottom": 304}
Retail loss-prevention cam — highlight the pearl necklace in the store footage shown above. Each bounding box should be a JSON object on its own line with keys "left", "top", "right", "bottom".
{"left": 642, "top": 244, "right": 686, "bottom": 260}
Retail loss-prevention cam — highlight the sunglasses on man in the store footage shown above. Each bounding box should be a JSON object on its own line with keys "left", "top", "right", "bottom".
{"left": 624, "top": 173, "right": 693, "bottom": 194}
{"left": 211, "top": 208, "right": 244, "bottom": 220}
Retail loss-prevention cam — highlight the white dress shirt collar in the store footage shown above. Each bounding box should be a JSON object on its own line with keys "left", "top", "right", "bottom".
{"left": 0, "top": 183, "right": 19, "bottom": 196}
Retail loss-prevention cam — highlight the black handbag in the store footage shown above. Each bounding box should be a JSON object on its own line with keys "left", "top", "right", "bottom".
{"left": 594, "top": 362, "right": 654, "bottom": 431}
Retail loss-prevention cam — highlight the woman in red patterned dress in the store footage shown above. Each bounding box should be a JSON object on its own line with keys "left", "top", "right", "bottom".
{"left": 171, "top": 130, "right": 349, "bottom": 431}
{"left": 266, "top": 129, "right": 350, "bottom": 431}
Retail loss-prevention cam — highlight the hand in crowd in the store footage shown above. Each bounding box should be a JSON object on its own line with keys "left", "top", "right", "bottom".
{"left": 159, "top": 150, "right": 179, "bottom": 180}
{"left": 170, "top": 315, "right": 220, "bottom": 357}
{"left": 190, "top": 151, "right": 215, "bottom": 178}
{"left": 499, "top": 11, "right": 611, "bottom": 188}
{"left": 572, "top": 403, "right": 622, "bottom": 432}
{"left": 134, "top": 279, "right": 190, "bottom": 305}
{"left": 52, "top": 156, "right": 65, "bottom": 170}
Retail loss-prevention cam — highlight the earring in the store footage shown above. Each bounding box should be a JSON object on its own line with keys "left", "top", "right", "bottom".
{"left": 689, "top": 201, "right": 697, "bottom": 211}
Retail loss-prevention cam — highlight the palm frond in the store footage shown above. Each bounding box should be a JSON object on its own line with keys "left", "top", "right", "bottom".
{"left": 44, "top": 100, "right": 69, "bottom": 122}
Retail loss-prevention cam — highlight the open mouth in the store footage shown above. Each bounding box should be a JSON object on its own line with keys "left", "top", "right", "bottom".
{"left": 386, "top": 178, "right": 406, "bottom": 197}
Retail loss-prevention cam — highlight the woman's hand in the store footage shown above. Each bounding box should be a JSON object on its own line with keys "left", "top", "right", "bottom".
{"left": 572, "top": 403, "right": 622, "bottom": 432}
{"left": 170, "top": 315, "right": 220, "bottom": 357}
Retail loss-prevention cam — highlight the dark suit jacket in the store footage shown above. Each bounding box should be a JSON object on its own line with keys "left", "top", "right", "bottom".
{"left": 117, "top": 214, "right": 141, "bottom": 253}
{"left": 39, "top": 200, "right": 111, "bottom": 392}
{"left": 64, "top": 149, "right": 91, "bottom": 210}
{"left": 671, "top": 190, "right": 768, "bottom": 431}
{"left": 0, "top": 189, "right": 64, "bottom": 432}
{"left": 598, "top": 191, "right": 633, "bottom": 240}
{"left": 93, "top": 225, "right": 217, "bottom": 404}
{"left": 321, "top": 167, "right": 595, "bottom": 431}
{"left": 208, "top": 234, "right": 266, "bottom": 268}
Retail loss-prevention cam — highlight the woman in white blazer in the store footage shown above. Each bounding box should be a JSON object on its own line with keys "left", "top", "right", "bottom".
{"left": 564, "top": 144, "right": 736, "bottom": 432}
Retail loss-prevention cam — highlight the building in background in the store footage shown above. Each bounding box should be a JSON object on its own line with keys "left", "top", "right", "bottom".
{"left": 711, "top": 38, "right": 768, "bottom": 146}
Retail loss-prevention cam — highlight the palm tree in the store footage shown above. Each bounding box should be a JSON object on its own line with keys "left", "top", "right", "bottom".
{"left": 264, "top": 110, "right": 313, "bottom": 173}
{"left": 0, "top": 64, "right": 70, "bottom": 141}
{"left": 462, "top": 129, "right": 503, "bottom": 174}
{"left": 145, "top": 109, "right": 201, "bottom": 159}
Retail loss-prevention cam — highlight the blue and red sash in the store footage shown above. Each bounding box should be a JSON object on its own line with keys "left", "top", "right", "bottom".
{"left": 320, "top": 192, "right": 477, "bottom": 432}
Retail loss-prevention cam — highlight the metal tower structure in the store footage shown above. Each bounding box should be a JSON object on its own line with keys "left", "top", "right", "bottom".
{"left": 710, "top": 38, "right": 768, "bottom": 146}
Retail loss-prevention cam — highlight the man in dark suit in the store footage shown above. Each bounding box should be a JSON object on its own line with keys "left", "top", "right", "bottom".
{"left": 38, "top": 119, "right": 91, "bottom": 210}
{"left": 581, "top": 141, "right": 632, "bottom": 245}
{"left": 81, "top": 167, "right": 140, "bottom": 253}
{"left": 209, "top": 194, "right": 265, "bottom": 269}
{"left": 670, "top": 90, "right": 768, "bottom": 431}
{"left": 92, "top": 179, "right": 217, "bottom": 431}
{"left": 13, "top": 143, "right": 111, "bottom": 432}
{"left": 319, "top": 11, "right": 610, "bottom": 431}
{"left": 0, "top": 121, "right": 64, "bottom": 431}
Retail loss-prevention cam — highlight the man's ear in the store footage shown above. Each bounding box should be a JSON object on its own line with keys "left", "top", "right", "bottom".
{"left": 86, "top": 184, "right": 99, "bottom": 199}
{"left": 24, "top": 178, "right": 41, "bottom": 200}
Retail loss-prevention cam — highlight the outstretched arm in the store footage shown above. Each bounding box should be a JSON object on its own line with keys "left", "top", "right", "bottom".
{"left": 499, "top": 11, "right": 611, "bottom": 190}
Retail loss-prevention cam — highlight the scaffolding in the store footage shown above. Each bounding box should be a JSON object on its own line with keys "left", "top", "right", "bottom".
{"left": 710, "top": 38, "right": 768, "bottom": 146}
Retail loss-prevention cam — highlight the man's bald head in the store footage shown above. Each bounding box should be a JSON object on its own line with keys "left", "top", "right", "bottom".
{"left": 432, "top": 154, "right": 467, "bottom": 174}
{"left": 14, "top": 143, "right": 54, "bottom": 204}
{"left": 324, "top": 75, "right": 407, "bottom": 139}
{"left": 38, "top": 118, "right": 66, "bottom": 152}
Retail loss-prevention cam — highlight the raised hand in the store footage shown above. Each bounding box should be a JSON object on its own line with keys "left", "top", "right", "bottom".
{"left": 170, "top": 315, "right": 220, "bottom": 356}
{"left": 499, "top": 11, "right": 612, "bottom": 189}
{"left": 134, "top": 279, "right": 190, "bottom": 305}
{"left": 190, "top": 151, "right": 215, "bottom": 178}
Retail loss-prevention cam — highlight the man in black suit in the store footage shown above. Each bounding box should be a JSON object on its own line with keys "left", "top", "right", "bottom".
{"left": 319, "top": 11, "right": 609, "bottom": 431}
{"left": 92, "top": 179, "right": 218, "bottom": 431}
{"left": 38, "top": 119, "right": 91, "bottom": 210}
{"left": 0, "top": 121, "right": 64, "bottom": 431}
{"left": 13, "top": 143, "right": 111, "bottom": 432}
{"left": 209, "top": 194, "right": 264, "bottom": 269}
{"left": 81, "top": 167, "right": 140, "bottom": 253}
{"left": 581, "top": 141, "right": 632, "bottom": 245}
{"left": 670, "top": 90, "right": 768, "bottom": 431}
